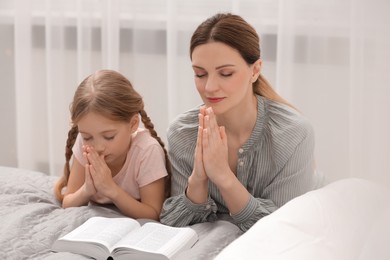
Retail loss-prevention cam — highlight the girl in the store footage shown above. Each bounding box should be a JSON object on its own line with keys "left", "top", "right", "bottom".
{"left": 160, "top": 13, "right": 317, "bottom": 231}
{"left": 54, "top": 69, "right": 170, "bottom": 221}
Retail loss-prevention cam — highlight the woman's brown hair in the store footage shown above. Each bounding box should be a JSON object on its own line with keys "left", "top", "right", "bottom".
{"left": 190, "top": 13, "right": 292, "bottom": 107}
{"left": 54, "top": 70, "right": 171, "bottom": 202}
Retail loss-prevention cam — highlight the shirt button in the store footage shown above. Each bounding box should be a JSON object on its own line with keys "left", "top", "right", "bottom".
{"left": 238, "top": 148, "right": 244, "bottom": 154}
{"left": 239, "top": 161, "right": 244, "bottom": 166}
{"left": 205, "top": 205, "right": 211, "bottom": 210}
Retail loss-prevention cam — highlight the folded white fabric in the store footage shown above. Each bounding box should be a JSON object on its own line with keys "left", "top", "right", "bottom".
{"left": 215, "top": 178, "right": 390, "bottom": 260}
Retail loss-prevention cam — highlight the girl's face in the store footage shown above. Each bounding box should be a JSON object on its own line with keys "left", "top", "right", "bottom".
{"left": 191, "top": 41, "right": 260, "bottom": 115}
{"left": 77, "top": 111, "right": 137, "bottom": 168}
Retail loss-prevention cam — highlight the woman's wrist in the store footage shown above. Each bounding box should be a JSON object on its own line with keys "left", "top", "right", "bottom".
{"left": 214, "top": 171, "right": 235, "bottom": 192}
{"left": 186, "top": 174, "right": 208, "bottom": 204}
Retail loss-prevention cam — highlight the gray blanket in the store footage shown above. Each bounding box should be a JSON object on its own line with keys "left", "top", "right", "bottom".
{"left": 0, "top": 166, "right": 242, "bottom": 260}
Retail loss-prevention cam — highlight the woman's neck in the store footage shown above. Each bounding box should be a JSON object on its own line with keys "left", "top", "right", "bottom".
{"left": 217, "top": 95, "right": 258, "bottom": 143}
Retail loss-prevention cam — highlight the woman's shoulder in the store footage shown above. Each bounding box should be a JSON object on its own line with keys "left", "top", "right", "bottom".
{"left": 261, "top": 97, "right": 315, "bottom": 161}
{"left": 264, "top": 97, "right": 314, "bottom": 140}
{"left": 166, "top": 106, "right": 200, "bottom": 154}
{"left": 167, "top": 106, "right": 200, "bottom": 138}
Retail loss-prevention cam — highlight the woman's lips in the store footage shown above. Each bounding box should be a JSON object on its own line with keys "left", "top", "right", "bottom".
{"left": 207, "top": 97, "right": 225, "bottom": 103}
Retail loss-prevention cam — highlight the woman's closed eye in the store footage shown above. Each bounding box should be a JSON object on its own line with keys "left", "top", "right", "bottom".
{"left": 220, "top": 72, "right": 233, "bottom": 77}
{"left": 195, "top": 73, "right": 207, "bottom": 78}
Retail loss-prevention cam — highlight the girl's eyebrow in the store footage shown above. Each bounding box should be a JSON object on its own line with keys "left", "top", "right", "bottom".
{"left": 79, "top": 130, "right": 117, "bottom": 135}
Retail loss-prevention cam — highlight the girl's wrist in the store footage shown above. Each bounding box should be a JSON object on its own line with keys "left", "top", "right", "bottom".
{"left": 81, "top": 184, "right": 94, "bottom": 201}
{"left": 105, "top": 183, "right": 121, "bottom": 201}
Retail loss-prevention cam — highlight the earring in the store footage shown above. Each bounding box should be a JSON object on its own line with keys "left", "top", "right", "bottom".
{"left": 252, "top": 75, "right": 257, "bottom": 83}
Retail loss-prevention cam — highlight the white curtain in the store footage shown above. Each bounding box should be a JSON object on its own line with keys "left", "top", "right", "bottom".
{"left": 0, "top": 0, "right": 389, "bottom": 187}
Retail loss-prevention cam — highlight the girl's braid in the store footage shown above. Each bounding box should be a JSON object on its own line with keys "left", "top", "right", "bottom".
{"left": 54, "top": 125, "right": 79, "bottom": 201}
{"left": 139, "top": 109, "right": 171, "bottom": 198}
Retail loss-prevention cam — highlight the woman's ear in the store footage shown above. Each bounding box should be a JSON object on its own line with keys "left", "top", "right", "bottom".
{"left": 251, "top": 59, "right": 262, "bottom": 82}
{"left": 129, "top": 114, "right": 140, "bottom": 133}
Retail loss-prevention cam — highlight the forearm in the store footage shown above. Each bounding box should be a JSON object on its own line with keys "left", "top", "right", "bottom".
{"left": 186, "top": 173, "right": 209, "bottom": 204}
{"left": 62, "top": 187, "right": 91, "bottom": 208}
{"left": 232, "top": 196, "right": 278, "bottom": 232}
{"left": 217, "top": 173, "right": 251, "bottom": 215}
{"left": 109, "top": 186, "right": 160, "bottom": 220}
{"left": 216, "top": 173, "right": 277, "bottom": 232}
{"left": 160, "top": 193, "right": 218, "bottom": 226}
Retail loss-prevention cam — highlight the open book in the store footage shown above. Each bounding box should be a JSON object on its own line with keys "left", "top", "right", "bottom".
{"left": 51, "top": 216, "right": 198, "bottom": 260}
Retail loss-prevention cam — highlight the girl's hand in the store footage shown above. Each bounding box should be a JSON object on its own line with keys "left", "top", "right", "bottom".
{"left": 82, "top": 162, "right": 97, "bottom": 197}
{"left": 85, "top": 146, "right": 117, "bottom": 198}
{"left": 201, "top": 107, "right": 231, "bottom": 185}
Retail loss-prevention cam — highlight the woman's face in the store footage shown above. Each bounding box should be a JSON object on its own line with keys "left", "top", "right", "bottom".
{"left": 77, "top": 111, "right": 136, "bottom": 168}
{"left": 191, "top": 41, "right": 259, "bottom": 115}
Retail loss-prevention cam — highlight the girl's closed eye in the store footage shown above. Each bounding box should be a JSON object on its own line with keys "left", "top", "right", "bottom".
{"left": 83, "top": 136, "right": 92, "bottom": 141}
{"left": 104, "top": 135, "right": 115, "bottom": 141}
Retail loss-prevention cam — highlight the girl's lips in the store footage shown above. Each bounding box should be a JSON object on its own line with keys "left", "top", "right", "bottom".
{"left": 207, "top": 97, "right": 225, "bottom": 103}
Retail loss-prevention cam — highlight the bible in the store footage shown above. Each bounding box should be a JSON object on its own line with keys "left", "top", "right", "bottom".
{"left": 51, "top": 216, "right": 198, "bottom": 260}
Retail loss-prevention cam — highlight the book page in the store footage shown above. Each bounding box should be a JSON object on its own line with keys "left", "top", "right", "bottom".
{"left": 59, "top": 217, "right": 141, "bottom": 250}
{"left": 113, "top": 222, "right": 197, "bottom": 257}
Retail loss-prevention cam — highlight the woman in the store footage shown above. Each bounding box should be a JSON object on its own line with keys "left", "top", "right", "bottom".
{"left": 160, "top": 13, "right": 317, "bottom": 231}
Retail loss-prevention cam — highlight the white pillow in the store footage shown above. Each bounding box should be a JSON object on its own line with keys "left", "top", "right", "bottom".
{"left": 215, "top": 178, "right": 390, "bottom": 260}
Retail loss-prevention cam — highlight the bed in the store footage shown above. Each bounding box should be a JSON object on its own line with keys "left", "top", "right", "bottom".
{"left": 1, "top": 166, "right": 389, "bottom": 260}
{"left": 0, "top": 166, "right": 242, "bottom": 259}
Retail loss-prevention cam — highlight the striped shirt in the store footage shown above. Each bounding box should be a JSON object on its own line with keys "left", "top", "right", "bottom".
{"left": 160, "top": 95, "right": 316, "bottom": 232}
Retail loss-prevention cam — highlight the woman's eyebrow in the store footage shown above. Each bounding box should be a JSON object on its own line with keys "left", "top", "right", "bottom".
{"left": 192, "top": 64, "right": 235, "bottom": 70}
{"left": 192, "top": 65, "right": 204, "bottom": 70}
{"left": 215, "top": 64, "right": 235, "bottom": 70}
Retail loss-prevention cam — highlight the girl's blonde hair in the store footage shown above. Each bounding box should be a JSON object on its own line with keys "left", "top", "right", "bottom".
{"left": 54, "top": 70, "right": 171, "bottom": 201}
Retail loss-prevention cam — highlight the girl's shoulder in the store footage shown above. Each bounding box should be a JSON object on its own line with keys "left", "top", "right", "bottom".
{"left": 131, "top": 128, "right": 161, "bottom": 151}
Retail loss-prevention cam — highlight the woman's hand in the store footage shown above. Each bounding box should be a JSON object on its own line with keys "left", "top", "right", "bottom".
{"left": 201, "top": 108, "right": 250, "bottom": 215}
{"left": 201, "top": 107, "right": 231, "bottom": 185}
{"left": 186, "top": 106, "right": 209, "bottom": 204}
{"left": 191, "top": 106, "right": 208, "bottom": 182}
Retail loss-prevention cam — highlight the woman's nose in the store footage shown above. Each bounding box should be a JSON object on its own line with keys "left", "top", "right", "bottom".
{"left": 205, "top": 75, "right": 218, "bottom": 92}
